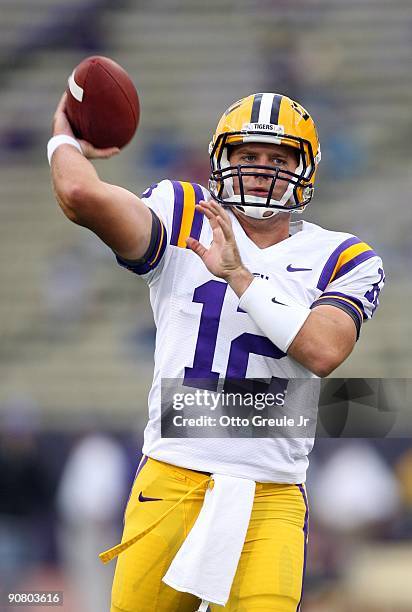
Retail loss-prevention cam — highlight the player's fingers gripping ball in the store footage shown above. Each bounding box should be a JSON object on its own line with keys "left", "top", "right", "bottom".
{"left": 66, "top": 56, "right": 140, "bottom": 149}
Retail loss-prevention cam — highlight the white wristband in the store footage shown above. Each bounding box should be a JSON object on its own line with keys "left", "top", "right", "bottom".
{"left": 47, "top": 134, "right": 83, "bottom": 165}
{"left": 238, "top": 277, "right": 311, "bottom": 353}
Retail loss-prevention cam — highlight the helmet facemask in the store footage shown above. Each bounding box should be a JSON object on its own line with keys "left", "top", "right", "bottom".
{"left": 209, "top": 131, "right": 317, "bottom": 220}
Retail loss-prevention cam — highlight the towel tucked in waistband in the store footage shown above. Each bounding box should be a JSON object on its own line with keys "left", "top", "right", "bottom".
{"left": 163, "top": 473, "right": 256, "bottom": 606}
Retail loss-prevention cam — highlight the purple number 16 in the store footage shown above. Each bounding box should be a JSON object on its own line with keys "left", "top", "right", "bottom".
{"left": 183, "top": 280, "right": 285, "bottom": 391}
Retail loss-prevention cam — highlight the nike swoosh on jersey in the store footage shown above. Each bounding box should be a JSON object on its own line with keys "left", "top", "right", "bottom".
{"left": 286, "top": 264, "right": 313, "bottom": 272}
{"left": 138, "top": 491, "right": 163, "bottom": 502}
{"left": 271, "top": 297, "right": 288, "bottom": 306}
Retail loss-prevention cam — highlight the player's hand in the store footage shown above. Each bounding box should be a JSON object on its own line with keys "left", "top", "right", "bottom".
{"left": 52, "top": 93, "right": 120, "bottom": 160}
{"left": 186, "top": 200, "right": 253, "bottom": 296}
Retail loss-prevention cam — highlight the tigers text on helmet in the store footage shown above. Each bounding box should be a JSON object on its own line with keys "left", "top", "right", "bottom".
{"left": 208, "top": 93, "right": 321, "bottom": 220}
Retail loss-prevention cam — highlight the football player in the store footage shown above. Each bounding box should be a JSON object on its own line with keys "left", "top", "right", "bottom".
{"left": 49, "top": 92, "right": 384, "bottom": 611}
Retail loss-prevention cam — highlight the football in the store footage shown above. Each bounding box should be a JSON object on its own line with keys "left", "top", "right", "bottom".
{"left": 66, "top": 56, "right": 140, "bottom": 149}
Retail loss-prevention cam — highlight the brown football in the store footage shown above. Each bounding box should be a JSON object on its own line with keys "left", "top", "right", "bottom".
{"left": 66, "top": 56, "right": 140, "bottom": 149}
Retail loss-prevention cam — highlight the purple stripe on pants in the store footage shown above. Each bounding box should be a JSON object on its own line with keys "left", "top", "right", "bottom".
{"left": 123, "top": 455, "right": 148, "bottom": 525}
{"left": 136, "top": 455, "right": 148, "bottom": 478}
{"left": 296, "top": 484, "right": 309, "bottom": 612}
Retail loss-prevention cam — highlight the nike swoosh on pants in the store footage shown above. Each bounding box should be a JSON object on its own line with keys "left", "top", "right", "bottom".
{"left": 138, "top": 491, "right": 163, "bottom": 502}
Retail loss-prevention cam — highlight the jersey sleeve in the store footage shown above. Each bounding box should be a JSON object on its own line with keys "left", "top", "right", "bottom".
{"left": 312, "top": 236, "right": 385, "bottom": 338}
{"left": 114, "top": 179, "right": 207, "bottom": 284}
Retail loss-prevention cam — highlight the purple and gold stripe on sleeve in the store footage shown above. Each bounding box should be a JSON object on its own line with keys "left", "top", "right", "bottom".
{"left": 130, "top": 221, "right": 166, "bottom": 274}
{"left": 312, "top": 291, "right": 366, "bottom": 321}
{"left": 317, "top": 237, "right": 376, "bottom": 291}
{"left": 115, "top": 209, "right": 167, "bottom": 275}
{"left": 171, "top": 181, "right": 204, "bottom": 248}
{"left": 311, "top": 291, "right": 366, "bottom": 339}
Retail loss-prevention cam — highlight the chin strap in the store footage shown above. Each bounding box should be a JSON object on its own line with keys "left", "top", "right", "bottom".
{"left": 234, "top": 204, "right": 281, "bottom": 219}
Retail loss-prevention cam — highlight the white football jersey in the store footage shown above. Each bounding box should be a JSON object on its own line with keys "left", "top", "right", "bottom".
{"left": 115, "top": 180, "right": 385, "bottom": 483}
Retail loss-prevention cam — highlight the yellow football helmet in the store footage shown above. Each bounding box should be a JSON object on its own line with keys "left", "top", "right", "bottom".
{"left": 209, "top": 93, "right": 321, "bottom": 219}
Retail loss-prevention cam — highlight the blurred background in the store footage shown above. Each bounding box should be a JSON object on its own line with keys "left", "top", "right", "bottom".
{"left": 0, "top": 0, "right": 411, "bottom": 610}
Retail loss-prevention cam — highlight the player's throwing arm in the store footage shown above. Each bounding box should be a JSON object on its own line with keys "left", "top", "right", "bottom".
{"left": 49, "top": 58, "right": 154, "bottom": 264}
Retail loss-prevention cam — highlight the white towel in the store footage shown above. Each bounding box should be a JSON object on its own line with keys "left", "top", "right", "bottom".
{"left": 162, "top": 473, "right": 256, "bottom": 606}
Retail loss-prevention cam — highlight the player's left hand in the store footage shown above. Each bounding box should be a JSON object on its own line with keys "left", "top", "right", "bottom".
{"left": 186, "top": 200, "right": 253, "bottom": 296}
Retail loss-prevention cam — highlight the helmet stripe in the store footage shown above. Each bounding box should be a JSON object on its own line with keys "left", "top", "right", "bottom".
{"left": 250, "top": 93, "right": 282, "bottom": 124}
{"left": 258, "top": 93, "right": 275, "bottom": 123}
{"left": 250, "top": 93, "right": 263, "bottom": 123}
{"left": 269, "top": 94, "right": 282, "bottom": 124}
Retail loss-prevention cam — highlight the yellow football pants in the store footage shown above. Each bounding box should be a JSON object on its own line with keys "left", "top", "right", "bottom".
{"left": 104, "top": 456, "right": 308, "bottom": 612}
